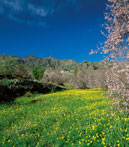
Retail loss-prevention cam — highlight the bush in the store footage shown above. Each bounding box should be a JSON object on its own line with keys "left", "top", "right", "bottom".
{"left": 32, "top": 66, "right": 45, "bottom": 80}
{"left": 42, "top": 70, "right": 69, "bottom": 85}
{"left": 24, "top": 91, "right": 32, "bottom": 97}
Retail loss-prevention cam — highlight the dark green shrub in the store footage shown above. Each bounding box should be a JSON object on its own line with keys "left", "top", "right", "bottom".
{"left": 32, "top": 66, "right": 45, "bottom": 80}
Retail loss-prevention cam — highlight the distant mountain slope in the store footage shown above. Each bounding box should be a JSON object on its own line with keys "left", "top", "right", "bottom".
{"left": 0, "top": 55, "right": 102, "bottom": 70}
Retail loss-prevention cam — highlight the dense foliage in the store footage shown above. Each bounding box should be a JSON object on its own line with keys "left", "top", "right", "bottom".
{"left": 0, "top": 79, "right": 66, "bottom": 103}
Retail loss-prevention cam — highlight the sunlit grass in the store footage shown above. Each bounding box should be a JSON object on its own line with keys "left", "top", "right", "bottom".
{"left": 0, "top": 89, "right": 128, "bottom": 146}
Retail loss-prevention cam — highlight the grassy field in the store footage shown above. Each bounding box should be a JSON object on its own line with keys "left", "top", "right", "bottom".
{"left": 0, "top": 89, "right": 129, "bottom": 147}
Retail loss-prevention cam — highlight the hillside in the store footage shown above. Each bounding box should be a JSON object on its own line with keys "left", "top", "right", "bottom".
{"left": 0, "top": 89, "right": 128, "bottom": 146}
{"left": 0, "top": 55, "right": 102, "bottom": 70}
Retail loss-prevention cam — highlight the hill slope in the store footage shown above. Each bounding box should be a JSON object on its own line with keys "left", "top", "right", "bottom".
{"left": 0, "top": 55, "right": 102, "bottom": 70}
{"left": 0, "top": 89, "right": 128, "bottom": 146}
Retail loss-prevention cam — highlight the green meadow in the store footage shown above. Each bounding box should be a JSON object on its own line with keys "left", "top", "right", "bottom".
{"left": 0, "top": 89, "right": 129, "bottom": 147}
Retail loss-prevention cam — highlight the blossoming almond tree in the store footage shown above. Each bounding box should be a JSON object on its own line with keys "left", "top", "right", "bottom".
{"left": 102, "top": 0, "right": 129, "bottom": 61}
{"left": 93, "top": 0, "right": 129, "bottom": 112}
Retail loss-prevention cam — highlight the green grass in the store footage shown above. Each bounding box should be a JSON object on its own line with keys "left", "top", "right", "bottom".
{"left": 0, "top": 89, "right": 128, "bottom": 147}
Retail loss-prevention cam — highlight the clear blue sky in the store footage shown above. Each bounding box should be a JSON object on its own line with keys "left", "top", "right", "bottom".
{"left": 0, "top": 0, "right": 107, "bottom": 62}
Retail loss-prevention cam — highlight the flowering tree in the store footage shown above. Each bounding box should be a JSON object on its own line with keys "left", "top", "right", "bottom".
{"left": 105, "top": 62, "right": 129, "bottom": 112}
{"left": 91, "top": 0, "right": 129, "bottom": 112}
{"left": 105, "top": 0, "right": 129, "bottom": 112}
{"left": 101, "top": 0, "right": 129, "bottom": 61}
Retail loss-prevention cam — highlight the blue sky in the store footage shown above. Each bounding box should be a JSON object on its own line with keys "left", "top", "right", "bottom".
{"left": 0, "top": 0, "right": 107, "bottom": 62}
